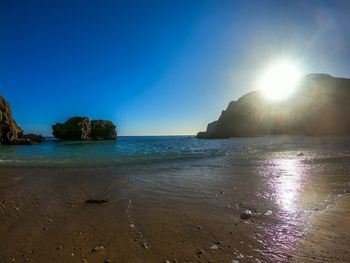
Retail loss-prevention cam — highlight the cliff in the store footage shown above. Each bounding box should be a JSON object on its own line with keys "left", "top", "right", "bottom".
{"left": 0, "top": 95, "right": 43, "bottom": 145}
{"left": 197, "top": 74, "right": 350, "bottom": 138}
{"left": 52, "top": 116, "right": 117, "bottom": 141}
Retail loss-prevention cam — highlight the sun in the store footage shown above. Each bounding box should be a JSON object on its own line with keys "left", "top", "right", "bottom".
{"left": 258, "top": 61, "right": 302, "bottom": 101}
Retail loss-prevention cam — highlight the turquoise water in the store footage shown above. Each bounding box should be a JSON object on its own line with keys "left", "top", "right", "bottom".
{"left": 0, "top": 135, "right": 349, "bottom": 167}
{"left": 0, "top": 136, "right": 236, "bottom": 166}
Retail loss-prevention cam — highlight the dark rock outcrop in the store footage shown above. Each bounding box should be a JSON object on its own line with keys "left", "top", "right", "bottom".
{"left": 52, "top": 116, "right": 117, "bottom": 141}
{"left": 197, "top": 74, "right": 350, "bottom": 138}
{"left": 0, "top": 95, "right": 42, "bottom": 145}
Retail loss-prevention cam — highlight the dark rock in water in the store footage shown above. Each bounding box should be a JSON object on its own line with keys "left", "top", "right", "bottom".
{"left": 297, "top": 152, "right": 304, "bottom": 156}
{"left": 52, "top": 117, "right": 91, "bottom": 140}
{"left": 197, "top": 74, "right": 350, "bottom": 138}
{"left": 0, "top": 95, "right": 42, "bottom": 145}
{"left": 85, "top": 199, "right": 109, "bottom": 204}
{"left": 21, "top": 133, "right": 44, "bottom": 143}
{"left": 240, "top": 209, "right": 252, "bottom": 220}
{"left": 52, "top": 116, "right": 117, "bottom": 141}
{"left": 91, "top": 120, "right": 117, "bottom": 140}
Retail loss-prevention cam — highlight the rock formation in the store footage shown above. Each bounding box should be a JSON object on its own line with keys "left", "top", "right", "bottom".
{"left": 197, "top": 74, "right": 350, "bottom": 138}
{"left": 0, "top": 95, "right": 43, "bottom": 145}
{"left": 52, "top": 116, "right": 117, "bottom": 141}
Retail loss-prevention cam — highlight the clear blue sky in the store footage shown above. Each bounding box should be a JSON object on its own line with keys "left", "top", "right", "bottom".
{"left": 1, "top": 0, "right": 350, "bottom": 136}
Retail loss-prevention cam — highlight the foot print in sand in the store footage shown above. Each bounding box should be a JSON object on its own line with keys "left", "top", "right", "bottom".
{"left": 126, "top": 199, "right": 150, "bottom": 250}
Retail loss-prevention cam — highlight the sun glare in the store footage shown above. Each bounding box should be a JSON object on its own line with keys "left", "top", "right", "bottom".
{"left": 258, "top": 61, "right": 302, "bottom": 101}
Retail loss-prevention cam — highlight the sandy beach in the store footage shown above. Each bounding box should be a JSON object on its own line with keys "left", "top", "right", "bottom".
{"left": 0, "top": 140, "right": 349, "bottom": 263}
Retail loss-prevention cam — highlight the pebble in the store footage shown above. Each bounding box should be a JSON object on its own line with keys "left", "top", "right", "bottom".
{"left": 210, "top": 245, "right": 219, "bottom": 250}
{"left": 237, "top": 253, "right": 244, "bottom": 259}
{"left": 196, "top": 248, "right": 205, "bottom": 256}
{"left": 264, "top": 210, "right": 273, "bottom": 216}
{"left": 105, "top": 259, "right": 112, "bottom": 263}
{"left": 164, "top": 260, "right": 171, "bottom": 263}
{"left": 92, "top": 245, "right": 104, "bottom": 252}
{"left": 240, "top": 210, "right": 252, "bottom": 220}
{"left": 56, "top": 245, "right": 63, "bottom": 250}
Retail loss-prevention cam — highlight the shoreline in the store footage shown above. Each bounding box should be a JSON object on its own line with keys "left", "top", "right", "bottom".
{"left": 0, "top": 162, "right": 349, "bottom": 262}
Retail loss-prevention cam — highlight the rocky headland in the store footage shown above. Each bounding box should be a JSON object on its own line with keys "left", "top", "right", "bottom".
{"left": 197, "top": 74, "right": 350, "bottom": 138}
{"left": 0, "top": 95, "right": 43, "bottom": 145}
{"left": 52, "top": 116, "right": 117, "bottom": 141}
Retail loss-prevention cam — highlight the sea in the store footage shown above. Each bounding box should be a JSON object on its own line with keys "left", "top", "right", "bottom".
{"left": 0, "top": 135, "right": 349, "bottom": 168}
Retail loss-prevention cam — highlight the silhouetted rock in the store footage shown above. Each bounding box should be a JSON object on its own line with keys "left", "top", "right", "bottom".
{"left": 52, "top": 116, "right": 117, "bottom": 141}
{"left": 0, "top": 95, "right": 42, "bottom": 145}
{"left": 197, "top": 74, "right": 350, "bottom": 138}
{"left": 91, "top": 120, "right": 117, "bottom": 140}
{"left": 0, "top": 95, "right": 23, "bottom": 144}
{"left": 21, "top": 133, "right": 44, "bottom": 143}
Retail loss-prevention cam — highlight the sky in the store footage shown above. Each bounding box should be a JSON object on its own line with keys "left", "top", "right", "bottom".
{"left": 1, "top": 0, "right": 350, "bottom": 136}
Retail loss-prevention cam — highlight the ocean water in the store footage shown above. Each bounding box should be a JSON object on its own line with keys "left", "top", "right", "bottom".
{"left": 0, "top": 135, "right": 349, "bottom": 167}
{"left": 1, "top": 135, "right": 350, "bottom": 261}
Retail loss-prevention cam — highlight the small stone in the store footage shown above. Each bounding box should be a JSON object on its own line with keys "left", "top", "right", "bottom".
{"left": 196, "top": 248, "right": 205, "bottom": 256}
{"left": 215, "top": 241, "right": 223, "bottom": 245}
{"left": 92, "top": 245, "right": 104, "bottom": 252}
{"left": 240, "top": 210, "right": 252, "bottom": 220}
{"left": 196, "top": 225, "right": 202, "bottom": 230}
{"left": 164, "top": 260, "right": 171, "bottom": 263}
{"left": 105, "top": 259, "right": 112, "bottom": 263}
{"left": 297, "top": 152, "right": 304, "bottom": 156}
{"left": 237, "top": 253, "right": 244, "bottom": 259}
{"left": 210, "top": 245, "right": 219, "bottom": 250}
{"left": 82, "top": 259, "right": 87, "bottom": 263}
{"left": 130, "top": 224, "right": 135, "bottom": 228}
{"left": 142, "top": 243, "right": 149, "bottom": 249}
{"left": 56, "top": 245, "right": 63, "bottom": 250}
{"left": 172, "top": 260, "right": 178, "bottom": 263}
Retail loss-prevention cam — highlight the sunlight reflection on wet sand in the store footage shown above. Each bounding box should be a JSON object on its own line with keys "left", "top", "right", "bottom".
{"left": 274, "top": 158, "right": 304, "bottom": 212}
{"left": 255, "top": 156, "right": 312, "bottom": 261}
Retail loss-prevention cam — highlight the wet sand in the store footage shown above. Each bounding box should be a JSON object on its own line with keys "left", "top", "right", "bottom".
{"left": 0, "top": 152, "right": 350, "bottom": 262}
